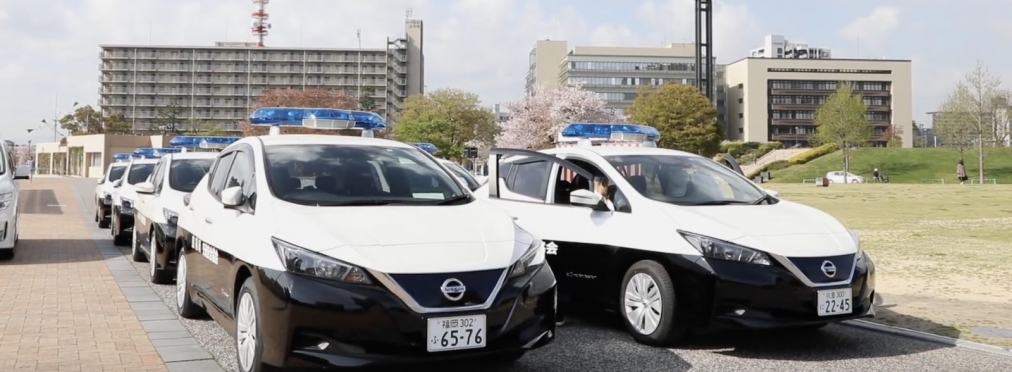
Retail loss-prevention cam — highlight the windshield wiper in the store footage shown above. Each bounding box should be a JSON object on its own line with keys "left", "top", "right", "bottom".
{"left": 322, "top": 200, "right": 404, "bottom": 206}
{"left": 430, "top": 194, "right": 472, "bottom": 205}
{"left": 752, "top": 194, "right": 778, "bottom": 205}
{"left": 680, "top": 200, "right": 752, "bottom": 206}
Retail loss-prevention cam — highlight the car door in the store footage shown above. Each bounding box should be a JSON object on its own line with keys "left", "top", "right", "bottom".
{"left": 188, "top": 151, "right": 236, "bottom": 306}
{"left": 206, "top": 145, "right": 257, "bottom": 316}
{"left": 135, "top": 158, "right": 165, "bottom": 252}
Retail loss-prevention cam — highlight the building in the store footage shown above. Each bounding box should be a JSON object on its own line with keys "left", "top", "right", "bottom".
{"left": 524, "top": 40, "right": 726, "bottom": 127}
{"left": 32, "top": 134, "right": 176, "bottom": 178}
{"left": 750, "top": 35, "right": 832, "bottom": 59}
{"left": 725, "top": 58, "right": 913, "bottom": 148}
{"left": 98, "top": 19, "right": 424, "bottom": 135}
{"left": 492, "top": 104, "right": 511, "bottom": 123}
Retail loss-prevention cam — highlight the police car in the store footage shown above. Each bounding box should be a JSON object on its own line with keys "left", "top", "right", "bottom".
{"left": 408, "top": 143, "right": 483, "bottom": 191}
{"left": 0, "top": 140, "right": 31, "bottom": 260}
{"left": 109, "top": 157, "right": 159, "bottom": 246}
{"left": 94, "top": 155, "right": 130, "bottom": 228}
{"left": 173, "top": 108, "right": 556, "bottom": 371}
{"left": 474, "top": 123, "right": 876, "bottom": 346}
{"left": 131, "top": 141, "right": 232, "bottom": 283}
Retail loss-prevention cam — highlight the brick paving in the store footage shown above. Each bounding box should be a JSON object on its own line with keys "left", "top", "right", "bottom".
{"left": 0, "top": 178, "right": 168, "bottom": 372}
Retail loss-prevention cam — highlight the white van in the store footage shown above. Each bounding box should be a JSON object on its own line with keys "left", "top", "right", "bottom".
{"left": 0, "top": 141, "right": 32, "bottom": 260}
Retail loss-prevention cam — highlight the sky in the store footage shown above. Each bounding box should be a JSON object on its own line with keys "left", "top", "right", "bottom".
{"left": 2, "top": 0, "right": 1011, "bottom": 144}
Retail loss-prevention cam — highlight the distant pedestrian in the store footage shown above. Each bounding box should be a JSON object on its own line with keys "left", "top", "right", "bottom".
{"left": 957, "top": 160, "right": 967, "bottom": 185}
{"left": 873, "top": 168, "right": 880, "bottom": 182}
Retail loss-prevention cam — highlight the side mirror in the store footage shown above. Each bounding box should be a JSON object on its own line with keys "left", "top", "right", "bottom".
{"left": 135, "top": 182, "right": 155, "bottom": 194}
{"left": 764, "top": 189, "right": 780, "bottom": 198}
{"left": 98, "top": 178, "right": 105, "bottom": 185}
{"left": 221, "top": 186, "right": 245, "bottom": 207}
{"left": 113, "top": 179, "right": 123, "bottom": 188}
{"left": 570, "top": 189, "right": 612, "bottom": 211}
{"left": 182, "top": 193, "right": 191, "bottom": 207}
{"left": 13, "top": 165, "right": 31, "bottom": 180}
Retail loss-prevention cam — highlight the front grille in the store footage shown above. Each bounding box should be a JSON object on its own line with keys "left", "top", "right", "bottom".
{"left": 389, "top": 269, "right": 505, "bottom": 309}
{"left": 786, "top": 254, "right": 855, "bottom": 284}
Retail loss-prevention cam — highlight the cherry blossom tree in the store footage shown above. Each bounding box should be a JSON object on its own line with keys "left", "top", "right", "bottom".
{"left": 496, "top": 84, "right": 622, "bottom": 150}
{"left": 11, "top": 145, "right": 32, "bottom": 165}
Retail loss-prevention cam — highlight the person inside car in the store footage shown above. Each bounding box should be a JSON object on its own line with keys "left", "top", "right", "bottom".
{"left": 593, "top": 176, "right": 615, "bottom": 210}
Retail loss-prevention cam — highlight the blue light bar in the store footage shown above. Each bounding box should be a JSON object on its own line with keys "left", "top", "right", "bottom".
{"left": 169, "top": 136, "right": 240, "bottom": 148}
{"left": 112, "top": 153, "right": 132, "bottom": 162}
{"left": 131, "top": 147, "right": 183, "bottom": 159}
{"left": 410, "top": 142, "right": 438, "bottom": 154}
{"left": 560, "top": 123, "right": 660, "bottom": 142}
{"left": 247, "top": 107, "right": 387, "bottom": 130}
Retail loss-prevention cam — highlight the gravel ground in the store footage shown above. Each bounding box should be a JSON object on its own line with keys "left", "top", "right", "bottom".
{"left": 71, "top": 179, "right": 1012, "bottom": 372}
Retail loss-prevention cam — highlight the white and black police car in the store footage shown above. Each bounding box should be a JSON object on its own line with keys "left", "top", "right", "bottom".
{"left": 173, "top": 108, "right": 556, "bottom": 372}
{"left": 474, "top": 123, "right": 876, "bottom": 346}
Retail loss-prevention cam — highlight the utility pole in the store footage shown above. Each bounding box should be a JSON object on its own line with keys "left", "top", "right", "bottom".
{"left": 357, "top": 29, "right": 362, "bottom": 109}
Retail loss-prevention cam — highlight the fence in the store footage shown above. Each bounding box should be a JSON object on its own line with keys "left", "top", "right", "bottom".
{"left": 969, "top": 178, "right": 998, "bottom": 184}
{"left": 802, "top": 178, "right": 818, "bottom": 183}
{"left": 919, "top": 178, "right": 946, "bottom": 184}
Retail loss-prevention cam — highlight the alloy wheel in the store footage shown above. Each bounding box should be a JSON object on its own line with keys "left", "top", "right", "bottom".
{"left": 176, "top": 255, "right": 187, "bottom": 309}
{"left": 149, "top": 238, "right": 157, "bottom": 278}
{"left": 236, "top": 292, "right": 258, "bottom": 371}
{"left": 624, "top": 273, "right": 663, "bottom": 335}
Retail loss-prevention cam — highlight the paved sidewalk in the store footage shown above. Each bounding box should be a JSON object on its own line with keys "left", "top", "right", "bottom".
{"left": 0, "top": 178, "right": 168, "bottom": 371}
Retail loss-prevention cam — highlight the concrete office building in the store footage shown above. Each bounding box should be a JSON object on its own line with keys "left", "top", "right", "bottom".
{"left": 749, "top": 35, "right": 832, "bottom": 59}
{"left": 98, "top": 19, "right": 424, "bottom": 134}
{"left": 525, "top": 40, "right": 726, "bottom": 125}
{"left": 725, "top": 57, "right": 913, "bottom": 148}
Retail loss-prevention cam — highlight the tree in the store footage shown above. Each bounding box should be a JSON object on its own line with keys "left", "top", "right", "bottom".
{"left": 57, "top": 105, "right": 104, "bottom": 135}
{"left": 884, "top": 122, "right": 904, "bottom": 147}
{"left": 239, "top": 88, "right": 358, "bottom": 137}
{"left": 941, "top": 60, "right": 1004, "bottom": 183}
{"left": 912, "top": 120, "right": 928, "bottom": 148}
{"left": 103, "top": 113, "right": 132, "bottom": 134}
{"left": 496, "top": 84, "right": 620, "bottom": 150}
{"left": 155, "top": 98, "right": 185, "bottom": 134}
{"left": 391, "top": 88, "right": 496, "bottom": 161}
{"left": 359, "top": 87, "right": 379, "bottom": 112}
{"left": 11, "top": 145, "right": 32, "bottom": 165}
{"left": 627, "top": 83, "right": 722, "bottom": 156}
{"left": 811, "top": 81, "right": 873, "bottom": 183}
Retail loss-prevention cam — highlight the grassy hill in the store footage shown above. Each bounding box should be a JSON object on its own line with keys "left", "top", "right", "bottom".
{"left": 766, "top": 147, "right": 1012, "bottom": 184}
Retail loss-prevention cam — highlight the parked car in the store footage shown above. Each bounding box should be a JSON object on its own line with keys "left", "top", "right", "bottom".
{"left": 825, "top": 171, "right": 864, "bottom": 184}
{"left": 0, "top": 140, "right": 31, "bottom": 260}
{"left": 131, "top": 152, "right": 216, "bottom": 283}
{"left": 95, "top": 162, "right": 129, "bottom": 228}
{"left": 109, "top": 158, "right": 158, "bottom": 246}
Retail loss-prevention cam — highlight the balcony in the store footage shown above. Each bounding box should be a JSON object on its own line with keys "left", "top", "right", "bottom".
{"left": 771, "top": 118, "right": 815, "bottom": 125}
{"left": 770, "top": 133, "right": 812, "bottom": 141}
{"left": 771, "top": 103, "right": 821, "bottom": 110}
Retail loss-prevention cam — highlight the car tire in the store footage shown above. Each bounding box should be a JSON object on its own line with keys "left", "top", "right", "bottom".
{"left": 235, "top": 277, "right": 266, "bottom": 372}
{"left": 112, "top": 213, "right": 129, "bottom": 246}
{"left": 149, "top": 233, "right": 172, "bottom": 285}
{"left": 851, "top": 179, "right": 859, "bottom": 184}
{"left": 131, "top": 228, "right": 146, "bottom": 262}
{"left": 620, "top": 260, "right": 686, "bottom": 346}
{"left": 98, "top": 208, "right": 110, "bottom": 228}
{"left": 0, "top": 248, "right": 13, "bottom": 261}
{"left": 176, "top": 251, "right": 206, "bottom": 319}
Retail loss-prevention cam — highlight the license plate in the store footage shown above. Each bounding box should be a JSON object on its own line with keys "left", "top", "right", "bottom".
{"left": 426, "top": 314, "right": 486, "bottom": 352}
{"left": 816, "top": 288, "right": 853, "bottom": 316}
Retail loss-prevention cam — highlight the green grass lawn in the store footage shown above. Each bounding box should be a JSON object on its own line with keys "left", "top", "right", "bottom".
{"left": 770, "top": 183, "right": 1012, "bottom": 347}
{"left": 766, "top": 147, "right": 1012, "bottom": 184}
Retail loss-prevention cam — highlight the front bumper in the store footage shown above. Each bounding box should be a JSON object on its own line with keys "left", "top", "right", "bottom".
{"left": 677, "top": 253, "right": 876, "bottom": 329}
{"left": 251, "top": 262, "right": 557, "bottom": 369}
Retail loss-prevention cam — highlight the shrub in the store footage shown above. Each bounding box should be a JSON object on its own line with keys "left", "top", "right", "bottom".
{"left": 758, "top": 141, "right": 783, "bottom": 154}
{"left": 720, "top": 141, "right": 744, "bottom": 155}
{"left": 789, "top": 143, "right": 838, "bottom": 164}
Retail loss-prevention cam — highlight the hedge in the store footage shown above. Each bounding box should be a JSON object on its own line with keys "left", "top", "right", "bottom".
{"left": 788, "top": 143, "right": 838, "bottom": 164}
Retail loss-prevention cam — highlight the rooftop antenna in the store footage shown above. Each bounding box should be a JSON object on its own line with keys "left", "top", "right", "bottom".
{"left": 251, "top": 0, "right": 272, "bottom": 47}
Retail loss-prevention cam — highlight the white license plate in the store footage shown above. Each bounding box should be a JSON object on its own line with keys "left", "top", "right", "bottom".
{"left": 816, "top": 288, "right": 853, "bottom": 316}
{"left": 426, "top": 314, "right": 486, "bottom": 352}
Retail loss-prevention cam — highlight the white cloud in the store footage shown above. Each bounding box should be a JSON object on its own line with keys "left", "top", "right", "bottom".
{"left": 635, "top": 0, "right": 762, "bottom": 63}
{"left": 837, "top": 6, "right": 901, "bottom": 57}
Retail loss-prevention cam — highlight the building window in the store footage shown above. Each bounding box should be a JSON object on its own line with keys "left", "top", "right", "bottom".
{"left": 738, "top": 113, "right": 743, "bottom": 118}
{"left": 738, "top": 97, "right": 743, "bottom": 103}
{"left": 738, "top": 128, "right": 743, "bottom": 134}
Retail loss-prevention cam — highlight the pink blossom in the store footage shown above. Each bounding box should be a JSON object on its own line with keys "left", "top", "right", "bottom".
{"left": 496, "top": 83, "right": 623, "bottom": 150}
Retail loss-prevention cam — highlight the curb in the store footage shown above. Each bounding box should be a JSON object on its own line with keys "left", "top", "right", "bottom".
{"left": 841, "top": 319, "right": 1012, "bottom": 359}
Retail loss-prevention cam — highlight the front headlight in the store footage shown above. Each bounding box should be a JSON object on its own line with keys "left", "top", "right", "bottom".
{"left": 509, "top": 239, "right": 546, "bottom": 278}
{"left": 0, "top": 192, "right": 12, "bottom": 211}
{"left": 271, "top": 237, "right": 372, "bottom": 285}
{"left": 850, "top": 229, "right": 868, "bottom": 263}
{"left": 679, "top": 231, "right": 772, "bottom": 266}
{"left": 163, "top": 209, "right": 178, "bottom": 225}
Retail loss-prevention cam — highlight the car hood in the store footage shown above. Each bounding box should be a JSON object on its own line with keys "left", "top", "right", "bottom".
{"left": 268, "top": 199, "right": 526, "bottom": 274}
{"left": 657, "top": 200, "right": 856, "bottom": 257}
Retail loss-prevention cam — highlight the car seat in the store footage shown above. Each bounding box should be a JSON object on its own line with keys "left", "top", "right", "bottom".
{"left": 554, "top": 179, "right": 573, "bottom": 204}
{"left": 628, "top": 175, "right": 647, "bottom": 194}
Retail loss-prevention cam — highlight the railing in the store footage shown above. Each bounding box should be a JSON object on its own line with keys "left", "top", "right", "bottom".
{"left": 969, "top": 178, "right": 998, "bottom": 184}
{"left": 919, "top": 178, "right": 945, "bottom": 184}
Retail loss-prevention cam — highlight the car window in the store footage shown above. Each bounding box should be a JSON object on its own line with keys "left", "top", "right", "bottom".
{"left": 442, "top": 162, "right": 480, "bottom": 190}
{"left": 508, "top": 160, "right": 551, "bottom": 200}
{"left": 604, "top": 155, "right": 765, "bottom": 206}
{"left": 169, "top": 159, "right": 213, "bottom": 193}
{"left": 108, "top": 165, "right": 127, "bottom": 181}
{"left": 150, "top": 160, "right": 165, "bottom": 193}
{"left": 262, "top": 144, "right": 468, "bottom": 206}
{"left": 555, "top": 158, "right": 632, "bottom": 213}
{"left": 224, "top": 151, "right": 256, "bottom": 205}
{"left": 208, "top": 152, "right": 237, "bottom": 198}
{"left": 126, "top": 163, "right": 155, "bottom": 185}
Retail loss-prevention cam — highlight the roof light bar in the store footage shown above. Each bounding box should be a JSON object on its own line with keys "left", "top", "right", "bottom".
{"left": 559, "top": 123, "right": 661, "bottom": 142}
{"left": 248, "top": 107, "right": 387, "bottom": 137}
{"left": 131, "top": 147, "right": 183, "bottom": 159}
{"left": 169, "top": 136, "right": 240, "bottom": 148}
{"left": 112, "top": 153, "right": 132, "bottom": 162}
{"left": 409, "top": 142, "right": 438, "bottom": 154}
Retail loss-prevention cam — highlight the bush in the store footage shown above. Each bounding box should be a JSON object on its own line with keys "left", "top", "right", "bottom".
{"left": 758, "top": 141, "right": 783, "bottom": 154}
{"left": 789, "top": 143, "right": 838, "bottom": 164}
{"left": 719, "top": 141, "right": 762, "bottom": 157}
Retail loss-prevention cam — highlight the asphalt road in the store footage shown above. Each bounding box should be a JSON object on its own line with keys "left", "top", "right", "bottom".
{"left": 70, "top": 179, "right": 1012, "bottom": 372}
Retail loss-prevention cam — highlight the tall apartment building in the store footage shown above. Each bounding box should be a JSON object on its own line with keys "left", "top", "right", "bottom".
{"left": 98, "top": 19, "right": 424, "bottom": 134}
{"left": 525, "top": 40, "right": 727, "bottom": 128}
{"left": 725, "top": 57, "right": 913, "bottom": 148}
{"left": 749, "top": 35, "right": 832, "bottom": 59}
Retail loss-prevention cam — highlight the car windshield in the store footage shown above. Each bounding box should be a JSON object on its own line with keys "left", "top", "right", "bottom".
{"left": 126, "top": 163, "right": 155, "bottom": 185}
{"left": 604, "top": 154, "right": 765, "bottom": 206}
{"left": 263, "top": 144, "right": 470, "bottom": 206}
{"left": 442, "top": 162, "right": 480, "bottom": 190}
{"left": 108, "top": 166, "right": 127, "bottom": 181}
{"left": 169, "top": 159, "right": 213, "bottom": 192}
